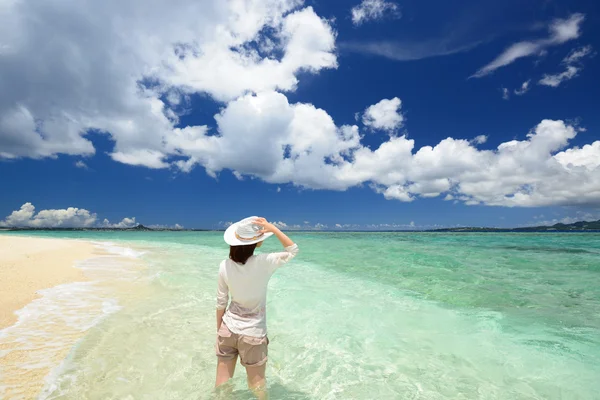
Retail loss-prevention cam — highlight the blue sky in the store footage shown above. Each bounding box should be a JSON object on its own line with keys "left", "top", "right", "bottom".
{"left": 1, "top": 0, "right": 599, "bottom": 229}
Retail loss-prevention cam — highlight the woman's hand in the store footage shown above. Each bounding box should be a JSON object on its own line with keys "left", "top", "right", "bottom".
{"left": 254, "top": 217, "right": 294, "bottom": 248}
{"left": 253, "top": 217, "right": 278, "bottom": 234}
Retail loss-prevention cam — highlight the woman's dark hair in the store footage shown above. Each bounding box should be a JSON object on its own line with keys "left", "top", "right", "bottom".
{"left": 229, "top": 244, "right": 257, "bottom": 265}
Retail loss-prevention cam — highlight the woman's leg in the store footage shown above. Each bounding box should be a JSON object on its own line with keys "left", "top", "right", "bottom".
{"left": 215, "top": 356, "right": 238, "bottom": 387}
{"left": 245, "top": 364, "right": 267, "bottom": 399}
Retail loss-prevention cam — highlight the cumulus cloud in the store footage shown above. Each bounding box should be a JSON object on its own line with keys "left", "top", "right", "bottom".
{"left": 0, "top": 203, "right": 97, "bottom": 228}
{"left": 502, "top": 88, "right": 510, "bottom": 100}
{"left": 472, "top": 13, "right": 585, "bottom": 78}
{"left": 539, "top": 45, "right": 593, "bottom": 88}
{"left": 334, "top": 223, "right": 360, "bottom": 230}
{"left": 554, "top": 141, "right": 600, "bottom": 170}
{"left": 173, "top": 99, "right": 600, "bottom": 207}
{"left": 0, "top": 203, "right": 185, "bottom": 228}
{"left": 246, "top": 220, "right": 330, "bottom": 230}
{"left": 2, "top": 2, "right": 599, "bottom": 210}
{"left": 0, "top": 0, "right": 337, "bottom": 167}
{"left": 351, "top": 0, "right": 400, "bottom": 26}
{"left": 533, "top": 211, "right": 600, "bottom": 227}
{"left": 361, "top": 97, "right": 404, "bottom": 132}
{"left": 147, "top": 223, "right": 184, "bottom": 230}
{"left": 102, "top": 217, "right": 138, "bottom": 229}
{"left": 364, "top": 222, "right": 438, "bottom": 230}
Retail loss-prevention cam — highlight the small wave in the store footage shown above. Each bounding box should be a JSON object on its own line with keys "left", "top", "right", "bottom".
{"left": 90, "top": 241, "right": 147, "bottom": 258}
{"left": 0, "top": 240, "right": 148, "bottom": 399}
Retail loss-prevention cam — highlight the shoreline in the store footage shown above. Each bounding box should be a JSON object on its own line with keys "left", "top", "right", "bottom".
{"left": 0, "top": 235, "right": 147, "bottom": 399}
{"left": 0, "top": 235, "right": 96, "bottom": 329}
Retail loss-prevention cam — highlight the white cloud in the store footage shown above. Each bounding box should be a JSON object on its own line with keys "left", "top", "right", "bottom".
{"left": 0, "top": 203, "right": 97, "bottom": 228}
{"left": 2, "top": 3, "right": 599, "bottom": 210}
{"left": 377, "top": 185, "right": 414, "bottom": 202}
{"left": 111, "top": 150, "right": 169, "bottom": 169}
{"left": 472, "top": 13, "right": 585, "bottom": 78}
{"left": 333, "top": 223, "right": 360, "bottom": 230}
{"left": 102, "top": 217, "right": 138, "bottom": 228}
{"left": 361, "top": 97, "right": 404, "bottom": 132}
{"left": 170, "top": 91, "right": 362, "bottom": 190}
{"left": 563, "top": 45, "right": 593, "bottom": 64}
{"left": 179, "top": 103, "right": 600, "bottom": 207}
{"left": 162, "top": 6, "right": 337, "bottom": 102}
{"left": 365, "top": 222, "right": 433, "bottom": 230}
{"left": 0, "top": 203, "right": 184, "bottom": 229}
{"left": 471, "top": 135, "right": 488, "bottom": 145}
{"left": 231, "top": 220, "right": 331, "bottom": 230}
{"left": 539, "top": 66, "right": 579, "bottom": 87}
{"left": 0, "top": 0, "right": 337, "bottom": 167}
{"left": 74, "top": 160, "right": 89, "bottom": 169}
{"left": 502, "top": 80, "right": 531, "bottom": 99}
{"left": 554, "top": 141, "right": 600, "bottom": 170}
{"left": 533, "top": 211, "right": 600, "bottom": 227}
{"left": 538, "top": 45, "right": 593, "bottom": 88}
{"left": 147, "top": 223, "right": 184, "bottom": 230}
{"left": 514, "top": 80, "right": 531, "bottom": 96}
{"left": 277, "top": 187, "right": 282, "bottom": 193}
{"left": 341, "top": 37, "right": 482, "bottom": 62}
{"left": 351, "top": 0, "right": 399, "bottom": 26}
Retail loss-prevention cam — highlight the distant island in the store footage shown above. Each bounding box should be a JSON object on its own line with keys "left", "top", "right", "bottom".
{"left": 1, "top": 224, "right": 210, "bottom": 232}
{"left": 427, "top": 219, "right": 600, "bottom": 233}
{"left": 1, "top": 220, "right": 600, "bottom": 233}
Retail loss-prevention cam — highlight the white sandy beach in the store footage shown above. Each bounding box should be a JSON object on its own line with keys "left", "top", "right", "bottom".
{"left": 0, "top": 235, "right": 95, "bottom": 329}
{"left": 0, "top": 235, "right": 100, "bottom": 399}
{"left": 0, "top": 235, "right": 147, "bottom": 399}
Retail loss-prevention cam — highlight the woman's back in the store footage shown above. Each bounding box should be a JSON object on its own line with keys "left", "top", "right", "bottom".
{"left": 218, "top": 245, "right": 299, "bottom": 337}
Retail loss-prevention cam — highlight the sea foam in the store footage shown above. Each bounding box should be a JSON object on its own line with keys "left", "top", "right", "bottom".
{"left": 0, "top": 241, "right": 146, "bottom": 400}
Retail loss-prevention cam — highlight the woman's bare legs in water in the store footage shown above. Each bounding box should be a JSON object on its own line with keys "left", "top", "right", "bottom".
{"left": 246, "top": 364, "right": 268, "bottom": 400}
{"left": 215, "top": 359, "right": 267, "bottom": 399}
{"left": 215, "top": 356, "right": 237, "bottom": 387}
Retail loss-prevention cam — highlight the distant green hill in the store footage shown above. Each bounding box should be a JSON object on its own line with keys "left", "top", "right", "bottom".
{"left": 429, "top": 219, "right": 600, "bottom": 232}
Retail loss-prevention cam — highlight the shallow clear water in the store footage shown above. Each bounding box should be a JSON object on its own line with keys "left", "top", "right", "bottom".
{"left": 2, "top": 231, "right": 600, "bottom": 399}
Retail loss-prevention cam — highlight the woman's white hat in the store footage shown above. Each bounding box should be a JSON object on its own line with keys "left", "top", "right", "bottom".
{"left": 224, "top": 216, "right": 274, "bottom": 246}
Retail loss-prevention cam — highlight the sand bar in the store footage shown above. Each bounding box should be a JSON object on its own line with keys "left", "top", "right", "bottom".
{"left": 0, "top": 235, "right": 95, "bottom": 329}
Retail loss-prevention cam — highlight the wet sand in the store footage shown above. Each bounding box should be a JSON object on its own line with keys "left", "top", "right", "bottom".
{"left": 0, "top": 235, "right": 95, "bottom": 329}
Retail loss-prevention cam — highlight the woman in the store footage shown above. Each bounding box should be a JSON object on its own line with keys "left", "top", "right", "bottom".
{"left": 215, "top": 216, "right": 298, "bottom": 397}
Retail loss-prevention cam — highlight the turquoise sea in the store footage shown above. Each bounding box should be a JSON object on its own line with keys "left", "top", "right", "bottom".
{"left": 1, "top": 231, "right": 600, "bottom": 399}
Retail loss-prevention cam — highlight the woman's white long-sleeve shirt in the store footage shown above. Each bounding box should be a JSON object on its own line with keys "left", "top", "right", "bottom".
{"left": 217, "top": 244, "right": 299, "bottom": 337}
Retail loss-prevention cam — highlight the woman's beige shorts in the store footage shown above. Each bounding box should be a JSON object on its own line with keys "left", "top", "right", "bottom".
{"left": 215, "top": 323, "right": 269, "bottom": 367}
